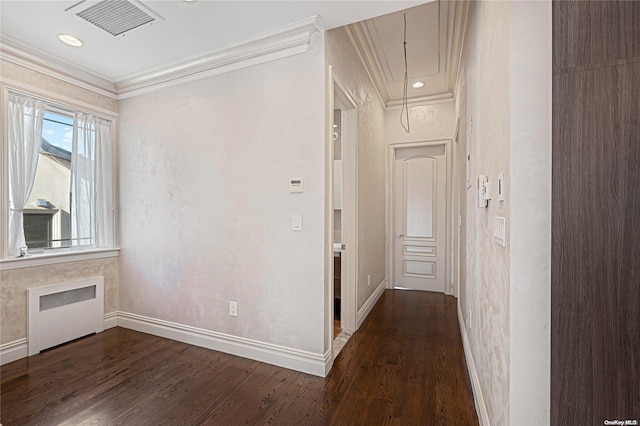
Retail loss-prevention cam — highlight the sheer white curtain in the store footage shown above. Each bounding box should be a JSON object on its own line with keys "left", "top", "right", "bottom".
{"left": 71, "top": 113, "right": 114, "bottom": 248}
{"left": 7, "top": 93, "right": 47, "bottom": 257}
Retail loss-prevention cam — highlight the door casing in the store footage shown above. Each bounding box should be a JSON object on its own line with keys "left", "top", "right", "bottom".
{"left": 387, "top": 139, "right": 454, "bottom": 296}
{"left": 325, "top": 66, "right": 358, "bottom": 370}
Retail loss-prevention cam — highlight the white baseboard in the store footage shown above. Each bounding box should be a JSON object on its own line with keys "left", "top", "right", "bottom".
{"left": 2, "top": 312, "right": 124, "bottom": 366}
{"left": 116, "top": 311, "right": 331, "bottom": 377}
{"left": 0, "top": 338, "right": 27, "bottom": 366}
{"left": 104, "top": 312, "right": 118, "bottom": 329}
{"left": 458, "top": 302, "right": 490, "bottom": 426}
{"left": 356, "top": 279, "right": 387, "bottom": 329}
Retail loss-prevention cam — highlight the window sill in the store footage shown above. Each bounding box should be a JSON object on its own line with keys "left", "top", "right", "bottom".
{"left": 0, "top": 248, "right": 120, "bottom": 271}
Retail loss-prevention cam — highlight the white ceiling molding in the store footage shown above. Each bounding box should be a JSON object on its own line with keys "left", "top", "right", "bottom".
{"left": 343, "top": 26, "right": 387, "bottom": 109}
{"left": 451, "top": 1, "right": 471, "bottom": 101}
{"left": 386, "top": 92, "right": 454, "bottom": 108}
{"left": 345, "top": 24, "right": 390, "bottom": 104}
{"left": 115, "top": 16, "right": 324, "bottom": 99}
{"left": 347, "top": 0, "right": 468, "bottom": 109}
{"left": 0, "top": 36, "right": 118, "bottom": 99}
{"left": 1, "top": 16, "right": 323, "bottom": 101}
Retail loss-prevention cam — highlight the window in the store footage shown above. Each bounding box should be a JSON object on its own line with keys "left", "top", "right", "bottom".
{"left": 5, "top": 92, "right": 115, "bottom": 258}
{"left": 23, "top": 111, "right": 73, "bottom": 250}
{"left": 23, "top": 212, "right": 54, "bottom": 249}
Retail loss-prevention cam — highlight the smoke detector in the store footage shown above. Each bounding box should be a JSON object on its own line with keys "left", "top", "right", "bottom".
{"left": 66, "top": 0, "right": 164, "bottom": 37}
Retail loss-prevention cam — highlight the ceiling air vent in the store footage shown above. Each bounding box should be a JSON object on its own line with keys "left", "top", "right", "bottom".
{"left": 66, "top": 0, "right": 163, "bottom": 37}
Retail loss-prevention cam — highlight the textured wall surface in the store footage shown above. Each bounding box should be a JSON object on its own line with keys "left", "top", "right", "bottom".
{"left": 455, "top": 2, "right": 552, "bottom": 424}
{"left": 0, "top": 60, "right": 118, "bottom": 113}
{"left": 1, "top": 257, "right": 119, "bottom": 344}
{"left": 118, "top": 36, "right": 326, "bottom": 354}
{"left": 325, "top": 27, "right": 387, "bottom": 312}
{"left": 456, "top": 1, "right": 511, "bottom": 424}
{"left": 385, "top": 101, "right": 455, "bottom": 144}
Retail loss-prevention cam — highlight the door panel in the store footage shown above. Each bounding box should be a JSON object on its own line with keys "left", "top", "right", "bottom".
{"left": 405, "top": 158, "right": 435, "bottom": 239}
{"left": 394, "top": 147, "right": 446, "bottom": 292}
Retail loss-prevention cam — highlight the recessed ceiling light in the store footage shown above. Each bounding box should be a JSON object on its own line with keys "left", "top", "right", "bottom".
{"left": 412, "top": 81, "right": 425, "bottom": 89}
{"left": 58, "top": 34, "right": 83, "bottom": 47}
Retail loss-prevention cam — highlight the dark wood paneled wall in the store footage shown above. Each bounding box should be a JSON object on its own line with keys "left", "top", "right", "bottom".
{"left": 552, "top": 1, "right": 640, "bottom": 424}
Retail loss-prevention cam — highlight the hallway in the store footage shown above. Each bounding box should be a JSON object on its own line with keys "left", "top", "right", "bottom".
{"left": 1, "top": 290, "right": 477, "bottom": 425}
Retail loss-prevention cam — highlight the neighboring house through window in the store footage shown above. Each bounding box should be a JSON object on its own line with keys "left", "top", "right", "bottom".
{"left": 23, "top": 111, "right": 73, "bottom": 249}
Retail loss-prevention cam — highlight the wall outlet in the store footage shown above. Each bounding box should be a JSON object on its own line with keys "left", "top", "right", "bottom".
{"left": 367, "top": 274, "right": 371, "bottom": 286}
{"left": 229, "top": 301, "right": 238, "bottom": 317}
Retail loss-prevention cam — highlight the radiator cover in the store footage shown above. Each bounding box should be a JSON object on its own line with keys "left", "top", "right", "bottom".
{"left": 27, "top": 277, "right": 104, "bottom": 356}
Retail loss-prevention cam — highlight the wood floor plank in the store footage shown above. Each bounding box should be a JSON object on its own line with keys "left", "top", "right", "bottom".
{"left": 1, "top": 290, "right": 478, "bottom": 425}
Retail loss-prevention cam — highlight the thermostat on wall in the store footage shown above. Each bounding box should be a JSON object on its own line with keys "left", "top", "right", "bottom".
{"left": 289, "top": 178, "right": 304, "bottom": 193}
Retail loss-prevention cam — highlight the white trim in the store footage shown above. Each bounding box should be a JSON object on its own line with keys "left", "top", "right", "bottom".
{"left": 116, "top": 16, "right": 323, "bottom": 99}
{"left": 356, "top": 279, "right": 386, "bottom": 329}
{"left": 346, "top": 0, "right": 467, "bottom": 110}
{"left": 0, "top": 248, "right": 120, "bottom": 271}
{"left": 0, "top": 80, "right": 118, "bottom": 119}
{"left": 0, "top": 37, "right": 118, "bottom": 98}
{"left": 385, "top": 93, "right": 455, "bottom": 109}
{"left": 387, "top": 139, "right": 453, "bottom": 294}
{"left": 344, "top": 25, "right": 387, "bottom": 108}
{"left": 0, "top": 17, "right": 323, "bottom": 101}
{"left": 330, "top": 68, "right": 359, "bottom": 336}
{"left": 1, "top": 312, "right": 120, "bottom": 365}
{"left": 0, "top": 83, "right": 7, "bottom": 260}
{"left": 0, "top": 338, "right": 28, "bottom": 366}
{"left": 458, "top": 302, "right": 490, "bottom": 426}
{"left": 104, "top": 312, "right": 117, "bottom": 329}
{"left": 117, "top": 311, "right": 330, "bottom": 377}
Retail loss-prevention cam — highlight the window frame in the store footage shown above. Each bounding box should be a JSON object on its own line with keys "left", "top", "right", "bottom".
{"left": 0, "top": 82, "right": 120, "bottom": 268}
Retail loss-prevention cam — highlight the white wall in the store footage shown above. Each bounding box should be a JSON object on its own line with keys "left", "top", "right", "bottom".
{"left": 508, "top": 2, "right": 551, "bottom": 424}
{"left": 385, "top": 101, "right": 455, "bottom": 144}
{"left": 455, "top": 1, "right": 552, "bottom": 425}
{"left": 118, "top": 35, "right": 326, "bottom": 356}
{"left": 325, "top": 27, "right": 387, "bottom": 313}
{"left": 456, "top": 1, "right": 511, "bottom": 424}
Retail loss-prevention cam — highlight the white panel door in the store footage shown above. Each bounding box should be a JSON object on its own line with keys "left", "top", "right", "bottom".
{"left": 394, "top": 148, "right": 446, "bottom": 292}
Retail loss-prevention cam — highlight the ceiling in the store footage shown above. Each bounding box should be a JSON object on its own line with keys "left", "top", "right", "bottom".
{"left": 349, "top": 1, "right": 467, "bottom": 105}
{"left": 0, "top": 0, "right": 465, "bottom": 105}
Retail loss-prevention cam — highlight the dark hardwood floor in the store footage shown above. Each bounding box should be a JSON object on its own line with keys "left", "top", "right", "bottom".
{"left": 1, "top": 290, "right": 478, "bottom": 425}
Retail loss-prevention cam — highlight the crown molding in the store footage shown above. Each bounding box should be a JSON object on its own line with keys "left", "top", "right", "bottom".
{"left": 448, "top": 0, "right": 470, "bottom": 101}
{"left": 115, "top": 16, "right": 324, "bottom": 99}
{"left": 0, "top": 35, "right": 118, "bottom": 99}
{"left": 347, "top": 1, "right": 468, "bottom": 109}
{"left": 0, "top": 16, "right": 323, "bottom": 101}
{"left": 385, "top": 91, "right": 454, "bottom": 109}
{"left": 346, "top": 23, "right": 390, "bottom": 105}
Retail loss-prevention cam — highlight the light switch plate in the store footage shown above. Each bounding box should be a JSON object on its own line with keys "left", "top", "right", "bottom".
{"left": 292, "top": 215, "right": 302, "bottom": 231}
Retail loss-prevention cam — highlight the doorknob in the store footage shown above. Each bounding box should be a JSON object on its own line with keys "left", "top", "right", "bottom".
{"left": 396, "top": 233, "right": 404, "bottom": 239}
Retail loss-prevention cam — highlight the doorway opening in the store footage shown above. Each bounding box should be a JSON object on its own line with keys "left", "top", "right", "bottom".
{"left": 329, "top": 68, "right": 357, "bottom": 360}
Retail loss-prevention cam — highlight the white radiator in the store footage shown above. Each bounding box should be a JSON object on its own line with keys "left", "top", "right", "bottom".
{"left": 27, "top": 277, "right": 104, "bottom": 356}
